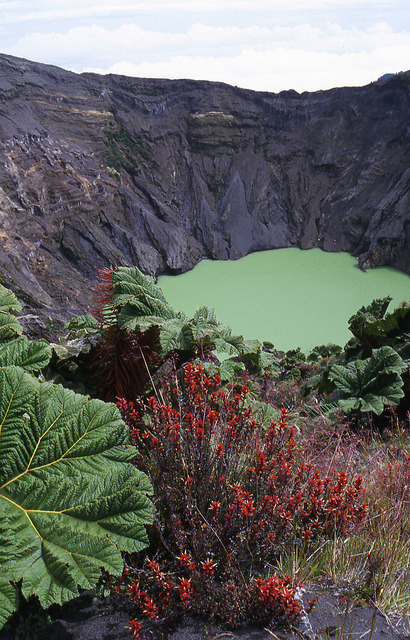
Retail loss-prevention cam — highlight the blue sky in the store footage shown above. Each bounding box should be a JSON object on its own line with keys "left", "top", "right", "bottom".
{"left": 1, "top": 1, "right": 409, "bottom": 92}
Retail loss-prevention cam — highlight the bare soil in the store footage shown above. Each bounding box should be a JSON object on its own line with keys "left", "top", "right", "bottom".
{"left": 2, "top": 586, "right": 409, "bottom": 640}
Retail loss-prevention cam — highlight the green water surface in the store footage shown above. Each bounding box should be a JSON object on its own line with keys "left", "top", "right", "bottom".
{"left": 158, "top": 249, "right": 410, "bottom": 352}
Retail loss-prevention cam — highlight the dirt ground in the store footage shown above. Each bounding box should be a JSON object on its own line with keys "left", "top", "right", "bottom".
{"left": 1, "top": 586, "right": 409, "bottom": 640}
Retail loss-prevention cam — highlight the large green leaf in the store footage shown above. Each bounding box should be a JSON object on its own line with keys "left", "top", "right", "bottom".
{"left": 0, "top": 285, "right": 22, "bottom": 315}
{"left": 337, "top": 397, "right": 363, "bottom": 413}
{"left": 0, "top": 532, "right": 19, "bottom": 627}
{"left": 159, "top": 317, "right": 193, "bottom": 352}
{"left": 0, "top": 577, "right": 18, "bottom": 629}
{"left": 0, "top": 314, "right": 22, "bottom": 342}
{"left": 110, "top": 269, "right": 249, "bottom": 357}
{"left": 213, "top": 328, "right": 246, "bottom": 356}
{"left": 240, "top": 342, "right": 279, "bottom": 374}
{"left": 307, "top": 344, "right": 342, "bottom": 362}
{"left": 112, "top": 267, "right": 168, "bottom": 303}
{"left": 395, "top": 334, "right": 410, "bottom": 362}
{"left": 347, "top": 297, "right": 410, "bottom": 351}
{"left": 329, "top": 346, "right": 406, "bottom": 415}
{"left": 112, "top": 267, "right": 176, "bottom": 328}
{"left": 0, "top": 337, "right": 52, "bottom": 371}
{"left": 0, "top": 285, "right": 23, "bottom": 343}
{"left": 241, "top": 339, "right": 262, "bottom": 355}
{"left": 189, "top": 306, "right": 220, "bottom": 341}
{"left": 119, "top": 312, "right": 173, "bottom": 332}
{"left": 52, "top": 315, "right": 101, "bottom": 363}
{"left": 51, "top": 335, "right": 98, "bottom": 361}
{"left": 0, "top": 366, "right": 152, "bottom": 626}
{"left": 348, "top": 296, "right": 392, "bottom": 335}
{"left": 244, "top": 399, "right": 279, "bottom": 428}
{"left": 64, "top": 314, "right": 100, "bottom": 334}
{"left": 219, "top": 359, "right": 246, "bottom": 381}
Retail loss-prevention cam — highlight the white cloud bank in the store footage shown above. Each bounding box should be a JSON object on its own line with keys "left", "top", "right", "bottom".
{"left": 2, "top": 0, "right": 402, "bottom": 24}
{"left": 88, "top": 47, "right": 409, "bottom": 93}
{"left": 9, "top": 21, "right": 410, "bottom": 92}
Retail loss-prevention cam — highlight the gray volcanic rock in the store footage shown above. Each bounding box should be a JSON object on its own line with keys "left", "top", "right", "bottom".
{"left": 0, "top": 53, "right": 409, "bottom": 324}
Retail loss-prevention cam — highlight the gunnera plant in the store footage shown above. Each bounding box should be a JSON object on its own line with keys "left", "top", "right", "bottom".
{"left": 0, "top": 365, "right": 153, "bottom": 631}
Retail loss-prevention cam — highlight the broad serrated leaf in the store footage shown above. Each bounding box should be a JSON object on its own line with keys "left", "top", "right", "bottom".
{"left": 119, "top": 312, "right": 169, "bottom": 332}
{"left": 302, "top": 373, "right": 323, "bottom": 394}
{"left": 112, "top": 267, "right": 168, "bottom": 302}
{"left": 64, "top": 314, "right": 100, "bottom": 334}
{"left": 97, "top": 268, "right": 251, "bottom": 363}
{"left": 0, "top": 285, "right": 22, "bottom": 315}
{"left": 348, "top": 296, "right": 392, "bottom": 332}
{"left": 368, "top": 307, "right": 409, "bottom": 338}
{"left": 358, "top": 394, "right": 387, "bottom": 414}
{"left": 0, "top": 337, "right": 52, "bottom": 371}
{"left": 395, "top": 336, "right": 410, "bottom": 362}
{"left": 347, "top": 297, "right": 410, "bottom": 352}
{"left": 119, "top": 299, "right": 174, "bottom": 324}
{"left": 0, "top": 366, "right": 152, "bottom": 625}
{"left": 329, "top": 346, "right": 405, "bottom": 415}
{"left": 330, "top": 363, "right": 359, "bottom": 395}
{"left": 245, "top": 399, "right": 279, "bottom": 428}
{"left": 112, "top": 267, "right": 176, "bottom": 326}
{"left": 0, "top": 312, "right": 23, "bottom": 342}
{"left": 241, "top": 339, "right": 262, "bottom": 355}
{"left": 0, "top": 286, "right": 23, "bottom": 343}
{"left": 308, "top": 344, "right": 342, "bottom": 361}
{"left": 0, "top": 527, "right": 19, "bottom": 625}
{"left": 51, "top": 333, "right": 99, "bottom": 360}
{"left": 160, "top": 318, "right": 193, "bottom": 352}
{"left": 219, "top": 359, "right": 246, "bottom": 381}
{"left": 213, "top": 329, "right": 245, "bottom": 356}
{"left": 189, "top": 306, "right": 220, "bottom": 341}
{"left": 257, "top": 350, "right": 273, "bottom": 366}
{"left": 0, "top": 577, "right": 18, "bottom": 628}
{"left": 338, "top": 397, "right": 362, "bottom": 413}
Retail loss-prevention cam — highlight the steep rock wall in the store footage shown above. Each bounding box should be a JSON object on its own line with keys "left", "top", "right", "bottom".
{"left": 0, "top": 54, "right": 409, "bottom": 323}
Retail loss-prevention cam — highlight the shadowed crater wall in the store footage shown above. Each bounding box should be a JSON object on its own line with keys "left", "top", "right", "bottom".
{"left": 0, "top": 53, "right": 409, "bottom": 323}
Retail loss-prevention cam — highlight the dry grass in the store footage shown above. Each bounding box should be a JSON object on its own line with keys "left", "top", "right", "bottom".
{"left": 275, "top": 409, "right": 410, "bottom": 619}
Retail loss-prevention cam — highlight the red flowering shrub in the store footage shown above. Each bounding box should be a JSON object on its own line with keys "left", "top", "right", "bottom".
{"left": 122, "top": 559, "right": 301, "bottom": 636}
{"left": 117, "top": 363, "right": 367, "bottom": 633}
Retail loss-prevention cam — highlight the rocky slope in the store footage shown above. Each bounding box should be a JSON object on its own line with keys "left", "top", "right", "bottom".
{"left": 0, "top": 53, "right": 409, "bottom": 325}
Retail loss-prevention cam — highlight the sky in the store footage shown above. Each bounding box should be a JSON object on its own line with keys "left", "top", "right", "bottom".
{"left": 0, "top": 1, "right": 409, "bottom": 93}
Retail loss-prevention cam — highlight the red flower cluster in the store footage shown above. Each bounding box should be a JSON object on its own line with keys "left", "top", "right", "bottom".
{"left": 201, "top": 560, "right": 216, "bottom": 577}
{"left": 122, "top": 555, "right": 302, "bottom": 634}
{"left": 128, "top": 619, "right": 142, "bottom": 638}
{"left": 178, "top": 577, "right": 194, "bottom": 603}
{"left": 129, "top": 582, "right": 160, "bottom": 620}
{"left": 253, "top": 575, "right": 301, "bottom": 624}
{"left": 178, "top": 552, "right": 196, "bottom": 572}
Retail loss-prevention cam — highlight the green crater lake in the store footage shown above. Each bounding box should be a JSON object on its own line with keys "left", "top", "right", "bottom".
{"left": 158, "top": 249, "right": 410, "bottom": 352}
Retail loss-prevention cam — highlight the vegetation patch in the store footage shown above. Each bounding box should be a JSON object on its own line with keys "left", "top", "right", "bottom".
{"left": 0, "top": 284, "right": 153, "bottom": 631}
{"left": 103, "top": 125, "right": 154, "bottom": 174}
{"left": 113, "top": 363, "right": 366, "bottom": 632}
{"left": 0, "top": 271, "right": 409, "bottom": 638}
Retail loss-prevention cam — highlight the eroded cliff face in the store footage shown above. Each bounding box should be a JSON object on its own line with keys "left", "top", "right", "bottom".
{"left": 0, "top": 53, "right": 409, "bottom": 325}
